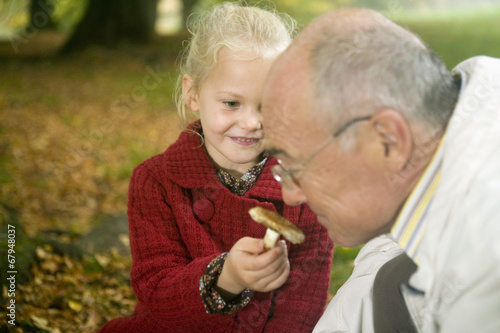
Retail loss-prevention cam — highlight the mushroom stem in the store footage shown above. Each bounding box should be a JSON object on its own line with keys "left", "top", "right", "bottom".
{"left": 263, "top": 228, "right": 280, "bottom": 250}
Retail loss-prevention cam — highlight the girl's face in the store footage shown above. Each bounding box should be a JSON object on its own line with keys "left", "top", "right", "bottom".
{"left": 184, "top": 49, "right": 273, "bottom": 177}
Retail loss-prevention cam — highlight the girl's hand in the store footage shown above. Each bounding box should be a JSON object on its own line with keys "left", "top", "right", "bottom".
{"left": 215, "top": 237, "right": 289, "bottom": 299}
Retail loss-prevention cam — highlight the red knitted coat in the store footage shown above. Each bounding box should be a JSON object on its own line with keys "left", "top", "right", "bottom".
{"left": 98, "top": 124, "right": 333, "bottom": 332}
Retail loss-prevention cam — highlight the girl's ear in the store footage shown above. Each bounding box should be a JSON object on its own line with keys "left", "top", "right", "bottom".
{"left": 182, "top": 74, "right": 199, "bottom": 112}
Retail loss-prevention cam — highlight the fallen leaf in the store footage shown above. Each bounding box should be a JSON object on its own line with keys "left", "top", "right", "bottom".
{"left": 94, "top": 253, "right": 110, "bottom": 268}
{"left": 68, "top": 300, "right": 83, "bottom": 312}
{"left": 64, "top": 255, "right": 74, "bottom": 269}
{"left": 118, "top": 233, "right": 130, "bottom": 247}
{"left": 36, "top": 246, "right": 48, "bottom": 259}
{"left": 31, "top": 314, "right": 49, "bottom": 328}
{"left": 41, "top": 260, "right": 59, "bottom": 274}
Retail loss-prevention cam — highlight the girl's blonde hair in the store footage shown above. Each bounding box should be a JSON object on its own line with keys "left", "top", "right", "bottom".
{"left": 176, "top": 1, "right": 297, "bottom": 128}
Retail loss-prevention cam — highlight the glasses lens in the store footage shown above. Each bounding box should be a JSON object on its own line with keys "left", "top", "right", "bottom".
{"left": 271, "top": 165, "right": 284, "bottom": 182}
{"left": 272, "top": 165, "right": 294, "bottom": 190}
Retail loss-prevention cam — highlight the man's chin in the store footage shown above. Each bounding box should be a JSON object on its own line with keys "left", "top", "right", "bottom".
{"left": 317, "top": 215, "right": 329, "bottom": 227}
{"left": 318, "top": 218, "right": 367, "bottom": 247}
{"left": 317, "top": 215, "right": 349, "bottom": 246}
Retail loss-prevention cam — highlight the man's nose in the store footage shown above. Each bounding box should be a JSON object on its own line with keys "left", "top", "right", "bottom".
{"left": 281, "top": 185, "right": 307, "bottom": 206}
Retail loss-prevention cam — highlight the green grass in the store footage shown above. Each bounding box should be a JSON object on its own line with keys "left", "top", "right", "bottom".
{"left": 330, "top": 245, "right": 363, "bottom": 295}
{"left": 396, "top": 7, "right": 500, "bottom": 68}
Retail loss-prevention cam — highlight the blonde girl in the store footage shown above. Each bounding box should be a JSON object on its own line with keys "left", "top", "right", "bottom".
{"left": 98, "top": 3, "right": 333, "bottom": 332}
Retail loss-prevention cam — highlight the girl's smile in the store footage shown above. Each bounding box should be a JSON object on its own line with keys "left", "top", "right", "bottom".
{"left": 229, "top": 136, "right": 261, "bottom": 146}
{"left": 184, "top": 48, "right": 273, "bottom": 177}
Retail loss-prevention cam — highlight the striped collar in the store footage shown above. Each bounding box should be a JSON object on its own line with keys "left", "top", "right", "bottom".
{"left": 390, "top": 136, "right": 446, "bottom": 264}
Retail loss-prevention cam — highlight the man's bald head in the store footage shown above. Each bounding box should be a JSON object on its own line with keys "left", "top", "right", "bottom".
{"left": 297, "top": 8, "right": 421, "bottom": 44}
{"left": 261, "top": 9, "right": 460, "bottom": 246}
{"left": 266, "top": 8, "right": 457, "bottom": 146}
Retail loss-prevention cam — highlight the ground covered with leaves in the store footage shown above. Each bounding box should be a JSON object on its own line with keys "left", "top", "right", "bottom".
{"left": 0, "top": 36, "right": 185, "bottom": 332}
{"left": 2, "top": 245, "right": 134, "bottom": 333}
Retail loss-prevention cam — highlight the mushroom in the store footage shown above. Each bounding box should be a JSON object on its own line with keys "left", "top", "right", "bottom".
{"left": 248, "top": 206, "right": 305, "bottom": 250}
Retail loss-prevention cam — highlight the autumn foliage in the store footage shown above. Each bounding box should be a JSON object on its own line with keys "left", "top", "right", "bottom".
{"left": 0, "top": 43, "right": 183, "bottom": 332}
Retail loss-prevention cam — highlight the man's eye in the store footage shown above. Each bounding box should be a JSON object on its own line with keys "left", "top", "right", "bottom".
{"left": 223, "top": 101, "right": 239, "bottom": 108}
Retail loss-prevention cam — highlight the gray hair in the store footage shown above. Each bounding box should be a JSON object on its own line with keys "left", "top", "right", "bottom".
{"left": 310, "top": 11, "right": 459, "bottom": 147}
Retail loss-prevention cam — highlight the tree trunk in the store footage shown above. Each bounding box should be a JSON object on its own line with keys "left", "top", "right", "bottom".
{"left": 60, "top": 0, "right": 159, "bottom": 54}
{"left": 29, "top": 0, "right": 57, "bottom": 30}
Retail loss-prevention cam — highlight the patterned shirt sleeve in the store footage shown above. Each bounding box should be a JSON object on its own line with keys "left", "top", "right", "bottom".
{"left": 199, "top": 252, "right": 254, "bottom": 315}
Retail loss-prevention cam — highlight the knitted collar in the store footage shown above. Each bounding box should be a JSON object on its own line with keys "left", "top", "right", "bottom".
{"left": 161, "top": 121, "right": 283, "bottom": 200}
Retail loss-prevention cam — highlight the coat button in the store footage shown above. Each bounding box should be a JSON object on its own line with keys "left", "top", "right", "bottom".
{"left": 193, "top": 199, "right": 215, "bottom": 222}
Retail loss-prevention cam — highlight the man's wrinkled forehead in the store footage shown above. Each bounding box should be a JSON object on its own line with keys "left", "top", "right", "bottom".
{"left": 261, "top": 43, "right": 317, "bottom": 153}
{"left": 262, "top": 103, "right": 297, "bottom": 152}
{"left": 262, "top": 88, "right": 322, "bottom": 162}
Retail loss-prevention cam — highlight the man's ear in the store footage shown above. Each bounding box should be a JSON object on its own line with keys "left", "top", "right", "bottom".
{"left": 371, "top": 109, "right": 412, "bottom": 173}
{"left": 182, "top": 74, "right": 199, "bottom": 112}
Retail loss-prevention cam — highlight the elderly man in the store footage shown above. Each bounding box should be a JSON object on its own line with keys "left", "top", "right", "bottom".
{"left": 262, "top": 8, "right": 500, "bottom": 333}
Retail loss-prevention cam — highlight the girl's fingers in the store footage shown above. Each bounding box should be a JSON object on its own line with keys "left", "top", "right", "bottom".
{"left": 232, "top": 237, "right": 265, "bottom": 255}
{"left": 252, "top": 257, "right": 290, "bottom": 292}
{"left": 228, "top": 239, "right": 289, "bottom": 290}
{"left": 246, "top": 240, "right": 288, "bottom": 271}
{"left": 240, "top": 248, "right": 290, "bottom": 290}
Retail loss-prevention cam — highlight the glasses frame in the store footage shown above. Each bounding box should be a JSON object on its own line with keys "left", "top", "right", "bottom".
{"left": 271, "top": 116, "right": 372, "bottom": 190}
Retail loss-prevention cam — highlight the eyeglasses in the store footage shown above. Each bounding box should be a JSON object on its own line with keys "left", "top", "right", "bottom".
{"left": 271, "top": 116, "right": 372, "bottom": 190}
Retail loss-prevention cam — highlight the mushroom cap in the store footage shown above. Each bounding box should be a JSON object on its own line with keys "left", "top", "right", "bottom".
{"left": 249, "top": 206, "right": 305, "bottom": 244}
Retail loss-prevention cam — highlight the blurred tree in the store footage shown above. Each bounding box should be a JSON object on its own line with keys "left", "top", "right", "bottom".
{"left": 29, "top": 0, "right": 57, "bottom": 30}
{"left": 60, "top": 0, "right": 159, "bottom": 54}
{"left": 182, "top": 0, "right": 199, "bottom": 27}
{"left": 200, "top": 0, "right": 356, "bottom": 25}
{"left": 274, "top": 0, "right": 354, "bottom": 24}
{"left": 60, "top": 0, "right": 201, "bottom": 53}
